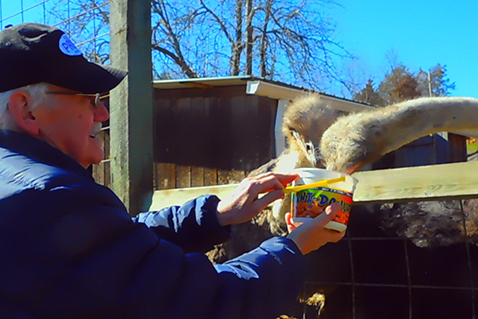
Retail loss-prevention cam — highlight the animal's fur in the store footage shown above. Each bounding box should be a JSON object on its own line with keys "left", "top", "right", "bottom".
{"left": 250, "top": 93, "right": 344, "bottom": 221}
{"left": 380, "top": 199, "right": 478, "bottom": 247}
{"left": 320, "top": 96, "right": 478, "bottom": 173}
{"left": 281, "top": 93, "right": 344, "bottom": 168}
{"left": 207, "top": 93, "right": 342, "bottom": 264}
{"left": 207, "top": 94, "right": 478, "bottom": 264}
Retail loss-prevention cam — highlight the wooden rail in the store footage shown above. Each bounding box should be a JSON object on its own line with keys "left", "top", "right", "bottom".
{"left": 353, "top": 161, "right": 478, "bottom": 205}
{"left": 149, "top": 161, "right": 478, "bottom": 211}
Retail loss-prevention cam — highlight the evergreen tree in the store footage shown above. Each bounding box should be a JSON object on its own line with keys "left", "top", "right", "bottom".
{"left": 378, "top": 65, "right": 420, "bottom": 104}
{"left": 416, "top": 64, "right": 456, "bottom": 97}
{"left": 353, "top": 79, "right": 384, "bottom": 106}
{"left": 354, "top": 63, "right": 455, "bottom": 107}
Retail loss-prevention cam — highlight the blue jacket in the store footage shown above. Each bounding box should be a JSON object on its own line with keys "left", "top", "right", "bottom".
{"left": 0, "top": 130, "right": 305, "bottom": 319}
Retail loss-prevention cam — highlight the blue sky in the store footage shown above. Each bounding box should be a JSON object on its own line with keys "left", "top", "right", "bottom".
{"left": 328, "top": 0, "right": 478, "bottom": 98}
{"left": 2, "top": 0, "right": 477, "bottom": 98}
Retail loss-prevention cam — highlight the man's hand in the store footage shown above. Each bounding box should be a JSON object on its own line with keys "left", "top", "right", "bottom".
{"left": 216, "top": 172, "right": 298, "bottom": 226}
{"left": 285, "top": 203, "right": 345, "bottom": 255}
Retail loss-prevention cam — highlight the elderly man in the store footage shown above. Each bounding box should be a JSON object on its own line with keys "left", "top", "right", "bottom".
{"left": 0, "top": 23, "right": 344, "bottom": 319}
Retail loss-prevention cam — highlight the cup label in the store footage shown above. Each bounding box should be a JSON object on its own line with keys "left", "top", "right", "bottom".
{"left": 291, "top": 186, "right": 353, "bottom": 225}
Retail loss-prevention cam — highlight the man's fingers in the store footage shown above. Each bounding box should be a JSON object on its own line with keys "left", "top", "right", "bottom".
{"left": 252, "top": 173, "right": 298, "bottom": 193}
{"left": 325, "top": 203, "right": 341, "bottom": 216}
{"left": 310, "top": 202, "right": 341, "bottom": 228}
{"left": 284, "top": 212, "right": 296, "bottom": 232}
{"left": 255, "top": 172, "right": 298, "bottom": 184}
{"left": 252, "top": 189, "right": 284, "bottom": 211}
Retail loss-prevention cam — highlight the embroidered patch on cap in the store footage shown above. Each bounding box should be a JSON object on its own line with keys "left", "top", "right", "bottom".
{"left": 58, "top": 33, "right": 81, "bottom": 56}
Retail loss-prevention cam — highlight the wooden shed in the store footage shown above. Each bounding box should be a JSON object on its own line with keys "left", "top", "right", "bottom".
{"left": 127, "top": 76, "right": 467, "bottom": 210}
{"left": 147, "top": 76, "right": 372, "bottom": 207}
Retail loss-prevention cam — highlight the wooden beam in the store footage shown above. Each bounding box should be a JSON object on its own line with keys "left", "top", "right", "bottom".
{"left": 149, "top": 162, "right": 478, "bottom": 211}
{"left": 352, "top": 161, "right": 478, "bottom": 205}
{"left": 109, "top": 0, "right": 154, "bottom": 215}
{"left": 150, "top": 185, "right": 237, "bottom": 211}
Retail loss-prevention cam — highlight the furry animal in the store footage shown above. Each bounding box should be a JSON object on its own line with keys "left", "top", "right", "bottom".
{"left": 207, "top": 95, "right": 478, "bottom": 264}
{"left": 207, "top": 93, "right": 343, "bottom": 263}
{"left": 249, "top": 94, "right": 345, "bottom": 221}
{"left": 321, "top": 96, "right": 478, "bottom": 173}
{"left": 250, "top": 93, "right": 344, "bottom": 174}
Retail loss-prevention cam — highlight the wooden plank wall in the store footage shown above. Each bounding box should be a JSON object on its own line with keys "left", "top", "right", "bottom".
{"left": 154, "top": 163, "right": 248, "bottom": 190}
{"left": 448, "top": 132, "right": 467, "bottom": 162}
{"left": 92, "top": 129, "right": 111, "bottom": 188}
{"left": 153, "top": 85, "right": 277, "bottom": 190}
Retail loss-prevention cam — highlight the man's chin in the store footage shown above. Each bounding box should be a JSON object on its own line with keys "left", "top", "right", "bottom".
{"left": 81, "top": 152, "right": 105, "bottom": 169}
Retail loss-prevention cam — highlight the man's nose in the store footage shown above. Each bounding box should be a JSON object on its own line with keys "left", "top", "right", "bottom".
{"left": 95, "top": 101, "right": 109, "bottom": 121}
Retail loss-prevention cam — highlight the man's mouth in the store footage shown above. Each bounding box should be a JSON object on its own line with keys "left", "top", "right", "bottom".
{"left": 89, "top": 123, "right": 103, "bottom": 139}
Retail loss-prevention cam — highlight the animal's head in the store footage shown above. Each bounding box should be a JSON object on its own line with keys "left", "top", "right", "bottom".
{"left": 319, "top": 110, "right": 383, "bottom": 174}
{"left": 282, "top": 93, "right": 343, "bottom": 167}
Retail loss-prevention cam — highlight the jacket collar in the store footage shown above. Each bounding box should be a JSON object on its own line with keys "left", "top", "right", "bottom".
{"left": 0, "top": 130, "right": 93, "bottom": 180}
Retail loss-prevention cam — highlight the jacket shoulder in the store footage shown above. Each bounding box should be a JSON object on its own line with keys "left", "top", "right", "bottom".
{"left": 0, "top": 148, "right": 125, "bottom": 209}
{"left": 0, "top": 154, "right": 82, "bottom": 190}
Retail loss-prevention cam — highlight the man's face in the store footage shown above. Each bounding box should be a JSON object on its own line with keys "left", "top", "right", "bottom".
{"left": 32, "top": 85, "right": 109, "bottom": 168}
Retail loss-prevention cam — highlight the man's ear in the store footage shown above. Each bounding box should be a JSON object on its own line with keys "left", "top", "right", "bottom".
{"left": 7, "top": 91, "right": 39, "bottom": 135}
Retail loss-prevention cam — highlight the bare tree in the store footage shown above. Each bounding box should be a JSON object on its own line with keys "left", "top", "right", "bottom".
{"left": 46, "top": 0, "right": 351, "bottom": 92}
{"left": 46, "top": 0, "right": 110, "bottom": 63}
{"left": 231, "top": 0, "right": 244, "bottom": 75}
{"left": 151, "top": 1, "right": 199, "bottom": 78}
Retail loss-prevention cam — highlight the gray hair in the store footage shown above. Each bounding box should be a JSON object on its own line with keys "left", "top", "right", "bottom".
{"left": 0, "top": 82, "right": 50, "bottom": 129}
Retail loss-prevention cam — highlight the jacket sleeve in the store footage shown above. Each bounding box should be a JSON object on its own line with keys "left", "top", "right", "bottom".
{"left": 165, "top": 237, "right": 306, "bottom": 319}
{"left": 132, "top": 195, "right": 230, "bottom": 253}
{"left": 17, "top": 186, "right": 306, "bottom": 319}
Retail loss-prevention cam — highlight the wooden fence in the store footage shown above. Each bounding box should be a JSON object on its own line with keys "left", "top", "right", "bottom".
{"left": 150, "top": 161, "right": 478, "bottom": 210}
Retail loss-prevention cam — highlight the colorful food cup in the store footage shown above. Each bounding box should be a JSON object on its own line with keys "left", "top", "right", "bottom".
{"left": 290, "top": 168, "right": 358, "bottom": 231}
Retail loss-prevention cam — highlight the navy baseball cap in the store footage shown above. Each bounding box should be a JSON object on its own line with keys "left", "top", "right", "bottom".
{"left": 0, "top": 22, "right": 127, "bottom": 93}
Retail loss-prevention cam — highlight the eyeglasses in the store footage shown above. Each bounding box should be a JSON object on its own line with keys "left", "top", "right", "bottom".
{"left": 46, "top": 91, "right": 109, "bottom": 108}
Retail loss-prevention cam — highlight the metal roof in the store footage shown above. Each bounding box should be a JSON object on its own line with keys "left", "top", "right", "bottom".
{"left": 152, "top": 76, "right": 373, "bottom": 112}
{"left": 153, "top": 75, "right": 255, "bottom": 89}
